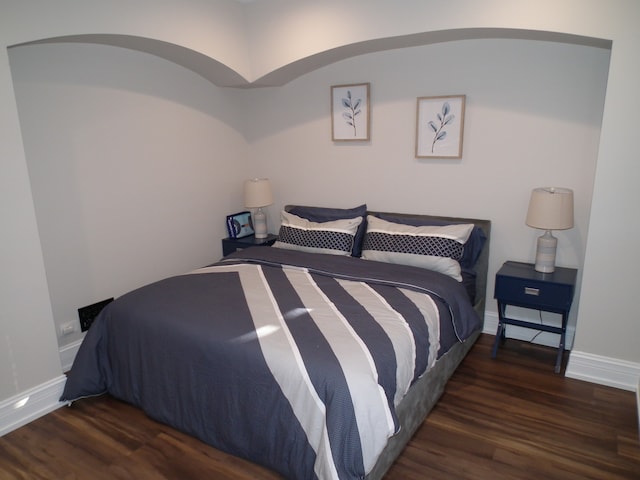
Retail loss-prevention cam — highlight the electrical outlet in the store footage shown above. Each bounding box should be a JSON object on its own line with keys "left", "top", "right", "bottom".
{"left": 59, "top": 321, "right": 75, "bottom": 336}
{"left": 78, "top": 298, "right": 114, "bottom": 332}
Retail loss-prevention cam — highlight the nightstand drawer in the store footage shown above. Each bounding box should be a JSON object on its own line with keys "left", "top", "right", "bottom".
{"left": 495, "top": 275, "right": 573, "bottom": 311}
{"left": 494, "top": 261, "right": 577, "bottom": 312}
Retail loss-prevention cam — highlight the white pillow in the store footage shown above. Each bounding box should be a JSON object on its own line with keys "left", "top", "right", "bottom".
{"left": 361, "top": 215, "right": 474, "bottom": 281}
{"left": 273, "top": 211, "right": 363, "bottom": 256}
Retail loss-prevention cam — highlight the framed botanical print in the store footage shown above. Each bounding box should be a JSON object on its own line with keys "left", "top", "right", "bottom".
{"left": 331, "top": 83, "right": 370, "bottom": 141}
{"left": 415, "top": 95, "right": 466, "bottom": 158}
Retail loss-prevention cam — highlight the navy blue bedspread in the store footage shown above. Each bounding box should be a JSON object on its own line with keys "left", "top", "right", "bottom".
{"left": 61, "top": 248, "right": 480, "bottom": 480}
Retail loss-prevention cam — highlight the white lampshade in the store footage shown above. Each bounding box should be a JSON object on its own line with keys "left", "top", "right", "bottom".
{"left": 526, "top": 187, "right": 574, "bottom": 273}
{"left": 244, "top": 178, "right": 273, "bottom": 239}
{"left": 244, "top": 178, "right": 273, "bottom": 208}
{"left": 526, "top": 187, "right": 574, "bottom": 230}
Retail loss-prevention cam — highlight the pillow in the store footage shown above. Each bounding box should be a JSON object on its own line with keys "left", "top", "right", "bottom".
{"left": 373, "top": 212, "right": 487, "bottom": 302}
{"left": 361, "top": 215, "right": 474, "bottom": 281}
{"left": 274, "top": 211, "right": 363, "bottom": 256}
{"left": 373, "top": 212, "right": 487, "bottom": 273}
{"left": 287, "top": 204, "right": 367, "bottom": 256}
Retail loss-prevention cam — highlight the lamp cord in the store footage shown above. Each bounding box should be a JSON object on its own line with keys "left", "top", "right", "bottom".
{"left": 528, "top": 310, "right": 544, "bottom": 344}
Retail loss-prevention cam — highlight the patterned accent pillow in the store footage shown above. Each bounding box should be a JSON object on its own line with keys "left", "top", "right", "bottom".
{"left": 274, "top": 211, "right": 363, "bottom": 256}
{"left": 361, "top": 215, "right": 474, "bottom": 281}
{"left": 287, "top": 204, "right": 367, "bottom": 257}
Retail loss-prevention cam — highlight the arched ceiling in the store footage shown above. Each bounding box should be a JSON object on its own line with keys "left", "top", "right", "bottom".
{"left": 12, "top": 28, "right": 611, "bottom": 88}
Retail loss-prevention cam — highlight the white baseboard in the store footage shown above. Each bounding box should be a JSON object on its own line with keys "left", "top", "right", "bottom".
{"left": 59, "top": 338, "right": 83, "bottom": 372}
{"left": 484, "top": 311, "right": 640, "bottom": 392}
{"left": 0, "top": 375, "right": 67, "bottom": 437}
{"left": 0, "top": 339, "right": 82, "bottom": 436}
{"left": 565, "top": 350, "right": 640, "bottom": 392}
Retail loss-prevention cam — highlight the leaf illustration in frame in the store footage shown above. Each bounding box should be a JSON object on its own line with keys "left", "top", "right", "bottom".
{"left": 331, "top": 83, "right": 370, "bottom": 141}
{"left": 415, "top": 95, "right": 465, "bottom": 159}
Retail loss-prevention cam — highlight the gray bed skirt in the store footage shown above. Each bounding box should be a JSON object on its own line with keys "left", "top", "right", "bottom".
{"left": 365, "top": 328, "right": 481, "bottom": 479}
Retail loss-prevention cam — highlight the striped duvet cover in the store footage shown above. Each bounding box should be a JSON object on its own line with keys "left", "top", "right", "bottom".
{"left": 61, "top": 247, "right": 481, "bottom": 479}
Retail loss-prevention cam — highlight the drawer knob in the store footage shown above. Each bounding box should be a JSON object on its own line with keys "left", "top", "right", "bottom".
{"left": 524, "top": 287, "right": 540, "bottom": 296}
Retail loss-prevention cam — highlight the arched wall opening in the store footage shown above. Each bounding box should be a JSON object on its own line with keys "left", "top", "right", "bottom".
{"left": 8, "top": 27, "right": 611, "bottom": 365}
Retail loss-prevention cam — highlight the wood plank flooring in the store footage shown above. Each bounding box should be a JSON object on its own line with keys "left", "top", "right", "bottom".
{"left": 1, "top": 334, "right": 638, "bottom": 479}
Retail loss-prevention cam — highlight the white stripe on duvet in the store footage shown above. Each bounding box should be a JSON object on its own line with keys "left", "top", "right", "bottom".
{"left": 336, "top": 279, "right": 416, "bottom": 407}
{"left": 284, "top": 268, "right": 396, "bottom": 474}
{"left": 400, "top": 288, "right": 440, "bottom": 372}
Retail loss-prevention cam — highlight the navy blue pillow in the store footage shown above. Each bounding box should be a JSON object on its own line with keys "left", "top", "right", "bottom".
{"left": 287, "top": 204, "right": 367, "bottom": 257}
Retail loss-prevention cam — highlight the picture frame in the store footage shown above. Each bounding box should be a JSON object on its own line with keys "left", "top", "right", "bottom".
{"left": 331, "top": 83, "right": 370, "bottom": 141}
{"left": 226, "top": 211, "right": 254, "bottom": 239}
{"left": 415, "top": 95, "right": 466, "bottom": 158}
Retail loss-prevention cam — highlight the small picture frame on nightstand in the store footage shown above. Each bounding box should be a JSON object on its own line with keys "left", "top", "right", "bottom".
{"left": 226, "top": 211, "right": 254, "bottom": 239}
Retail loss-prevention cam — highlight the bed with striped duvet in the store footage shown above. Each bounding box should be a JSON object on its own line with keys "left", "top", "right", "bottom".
{"left": 61, "top": 246, "right": 481, "bottom": 480}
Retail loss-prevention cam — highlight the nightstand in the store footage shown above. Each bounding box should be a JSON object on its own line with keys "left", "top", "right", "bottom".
{"left": 222, "top": 234, "right": 278, "bottom": 256}
{"left": 492, "top": 261, "right": 577, "bottom": 373}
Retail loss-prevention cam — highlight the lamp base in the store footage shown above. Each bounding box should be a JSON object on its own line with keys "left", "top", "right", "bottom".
{"left": 534, "top": 230, "right": 557, "bottom": 273}
{"left": 253, "top": 207, "right": 268, "bottom": 239}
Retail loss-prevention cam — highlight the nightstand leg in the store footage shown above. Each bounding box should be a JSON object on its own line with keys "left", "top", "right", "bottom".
{"left": 492, "top": 302, "right": 506, "bottom": 359}
{"left": 555, "top": 312, "right": 568, "bottom": 373}
{"left": 491, "top": 323, "right": 503, "bottom": 359}
{"left": 555, "top": 337, "right": 564, "bottom": 373}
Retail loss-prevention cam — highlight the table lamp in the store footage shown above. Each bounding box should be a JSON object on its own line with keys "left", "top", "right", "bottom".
{"left": 525, "top": 187, "right": 574, "bottom": 273}
{"left": 244, "top": 178, "right": 273, "bottom": 239}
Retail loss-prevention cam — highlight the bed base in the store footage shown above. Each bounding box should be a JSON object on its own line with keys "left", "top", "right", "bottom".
{"left": 365, "top": 329, "right": 480, "bottom": 479}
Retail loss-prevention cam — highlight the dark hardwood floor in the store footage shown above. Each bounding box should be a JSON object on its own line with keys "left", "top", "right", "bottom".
{"left": 1, "top": 334, "right": 638, "bottom": 479}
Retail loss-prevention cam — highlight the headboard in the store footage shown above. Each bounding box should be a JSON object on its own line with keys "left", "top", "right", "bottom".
{"left": 283, "top": 205, "right": 491, "bottom": 320}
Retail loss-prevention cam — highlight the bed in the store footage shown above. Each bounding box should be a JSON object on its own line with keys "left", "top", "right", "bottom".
{"left": 61, "top": 204, "right": 490, "bottom": 480}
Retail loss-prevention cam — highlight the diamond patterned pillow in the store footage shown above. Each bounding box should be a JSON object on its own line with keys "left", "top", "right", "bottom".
{"left": 273, "top": 211, "right": 363, "bottom": 256}
{"left": 361, "top": 215, "right": 474, "bottom": 281}
{"left": 287, "top": 204, "right": 367, "bottom": 256}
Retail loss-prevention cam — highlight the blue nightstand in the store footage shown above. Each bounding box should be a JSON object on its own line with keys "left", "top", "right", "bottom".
{"left": 492, "top": 261, "right": 577, "bottom": 373}
{"left": 222, "top": 234, "right": 278, "bottom": 257}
